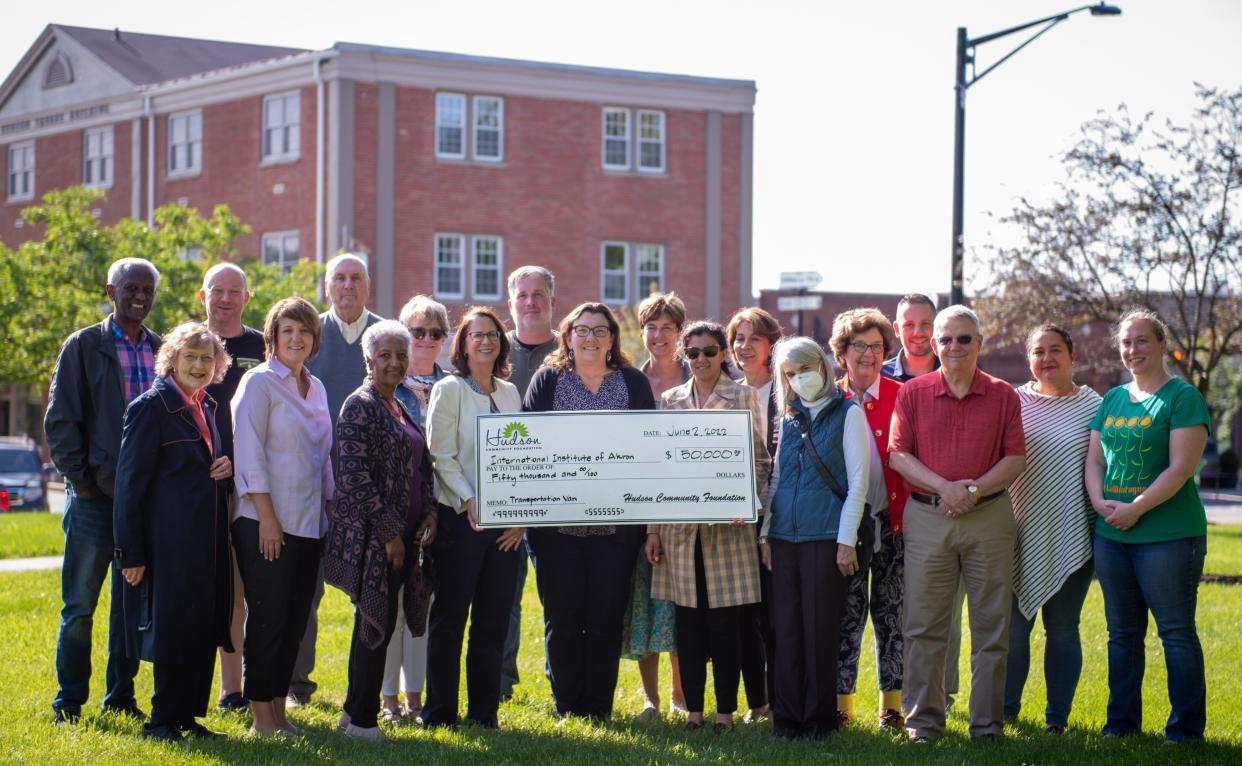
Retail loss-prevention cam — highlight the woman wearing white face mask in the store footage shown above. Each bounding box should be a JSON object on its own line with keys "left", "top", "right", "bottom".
{"left": 759, "top": 336, "right": 870, "bottom": 740}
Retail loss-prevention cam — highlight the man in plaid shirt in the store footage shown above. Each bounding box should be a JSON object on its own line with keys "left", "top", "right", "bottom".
{"left": 45, "top": 258, "right": 162, "bottom": 726}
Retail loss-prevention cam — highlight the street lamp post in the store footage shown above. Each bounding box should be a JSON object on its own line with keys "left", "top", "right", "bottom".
{"left": 949, "top": 2, "right": 1121, "bottom": 305}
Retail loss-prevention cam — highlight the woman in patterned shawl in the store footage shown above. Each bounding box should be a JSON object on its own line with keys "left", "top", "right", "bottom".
{"left": 325, "top": 320, "right": 437, "bottom": 741}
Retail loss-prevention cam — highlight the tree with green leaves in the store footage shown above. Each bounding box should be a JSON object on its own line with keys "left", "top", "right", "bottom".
{"left": 976, "top": 84, "right": 1241, "bottom": 400}
{"left": 0, "top": 186, "right": 323, "bottom": 387}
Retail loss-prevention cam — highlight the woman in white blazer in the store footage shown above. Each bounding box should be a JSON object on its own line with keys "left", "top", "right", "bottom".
{"left": 420, "top": 306, "right": 523, "bottom": 729}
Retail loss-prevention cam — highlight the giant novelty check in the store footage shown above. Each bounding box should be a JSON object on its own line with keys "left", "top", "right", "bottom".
{"left": 474, "top": 410, "right": 759, "bottom": 527}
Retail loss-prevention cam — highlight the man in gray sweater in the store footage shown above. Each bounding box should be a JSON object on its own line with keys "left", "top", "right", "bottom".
{"left": 500, "top": 265, "right": 559, "bottom": 700}
{"left": 292, "top": 252, "right": 382, "bottom": 707}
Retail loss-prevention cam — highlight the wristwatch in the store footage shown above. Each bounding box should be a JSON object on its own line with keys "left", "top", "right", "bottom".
{"left": 758, "top": 536, "right": 768, "bottom": 545}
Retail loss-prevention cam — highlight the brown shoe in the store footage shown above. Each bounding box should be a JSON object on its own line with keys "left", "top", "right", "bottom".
{"left": 836, "top": 709, "right": 851, "bottom": 728}
{"left": 879, "top": 709, "right": 905, "bottom": 729}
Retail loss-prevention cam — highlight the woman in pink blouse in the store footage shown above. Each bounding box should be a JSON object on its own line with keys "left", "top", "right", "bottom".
{"left": 231, "top": 297, "right": 334, "bottom": 738}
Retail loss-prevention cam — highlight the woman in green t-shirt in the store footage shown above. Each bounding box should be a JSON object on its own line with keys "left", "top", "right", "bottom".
{"left": 1085, "top": 310, "right": 1209, "bottom": 744}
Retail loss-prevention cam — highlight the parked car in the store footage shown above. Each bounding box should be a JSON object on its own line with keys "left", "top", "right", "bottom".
{"left": 0, "top": 438, "right": 48, "bottom": 511}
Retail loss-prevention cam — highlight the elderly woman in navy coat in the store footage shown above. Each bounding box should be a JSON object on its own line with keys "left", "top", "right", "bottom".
{"left": 114, "top": 322, "right": 234, "bottom": 742}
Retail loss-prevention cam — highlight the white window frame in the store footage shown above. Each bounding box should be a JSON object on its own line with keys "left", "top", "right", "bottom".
{"left": 262, "top": 91, "right": 300, "bottom": 162}
{"left": 472, "top": 96, "right": 504, "bottom": 162}
{"left": 471, "top": 235, "right": 504, "bottom": 300}
{"left": 260, "top": 230, "right": 300, "bottom": 274}
{"left": 601, "top": 107, "right": 630, "bottom": 170}
{"left": 168, "top": 110, "right": 202, "bottom": 177}
{"left": 435, "top": 233, "right": 467, "bottom": 299}
{"left": 7, "top": 141, "right": 35, "bottom": 201}
{"left": 635, "top": 243, "right": 665, "bottom": 298}
{"left": 82, "top": 127, "right": 113, "bottom": 189}
{"left": 436, "top": 93, "right": 466, "bottom": 160}
{"left": 600, "top": 241, "right": 630, "bottom": 305}
{"left": 636, "top": 110, "right": 666, "bottom": 173}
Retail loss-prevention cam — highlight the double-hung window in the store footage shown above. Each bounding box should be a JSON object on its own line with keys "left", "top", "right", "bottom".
{"left": 601, "top": 241, "right": 665, "bottom": 304}
{"left": 435, "top": 233, "right": 505, "bottom": 300}
{"left": 7, "top": 141, "right": 34, "bottom": 201}
{"left": 436, "top": 93, "right": 504, "bottom": 162}
{"left": 261, "top": 230, "right": 300, "bottom": 273}
{"left": 262, "top": 91, "right": 300, "bottom": 161}
{"left": 601, "top": 108, "right": 665, "bottom": 173}
{"left": 83, "top": 127, "right": 113, "bottom": 188}
{"left": 168, "top": 110, "right": 202, "bottom": 176}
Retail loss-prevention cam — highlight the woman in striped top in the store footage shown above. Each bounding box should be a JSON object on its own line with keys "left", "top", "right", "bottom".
{"left": 1003, "top": 324, "right": 1101, "bottom": 733}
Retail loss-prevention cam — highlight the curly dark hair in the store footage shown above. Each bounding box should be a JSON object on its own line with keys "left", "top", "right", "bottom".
{"left": 543, "top": 302, "right": 631, "bottom": 372}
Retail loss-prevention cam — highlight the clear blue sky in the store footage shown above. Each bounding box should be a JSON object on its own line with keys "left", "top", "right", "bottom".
{"left": 2, "top": 0, "right": 1239, "bottom": 297}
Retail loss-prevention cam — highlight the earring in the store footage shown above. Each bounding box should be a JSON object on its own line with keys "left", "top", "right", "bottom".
{"left": 607, "top": 351, "right": 613, "bottom": 363}
{"left": 568, "top": 349, "right": 575, "bottom": 360}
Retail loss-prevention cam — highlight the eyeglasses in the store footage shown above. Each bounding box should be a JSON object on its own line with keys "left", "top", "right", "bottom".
{"left": 410, "top": 327, "right": 446, "bottom": 341}
{"left": 467, "top": 330, "right": 501, "bottom": 343}
{"left": 684, "top": 345, "right": 721, "bottom": 360}
{"left": 937, "top": 334, "right": 976, "bottom": 347}
{"left": 849, "top": 341, "right": 885, "bottom": 356}
{"left": 571, "top": 325, "right": 612, "bottom": 338}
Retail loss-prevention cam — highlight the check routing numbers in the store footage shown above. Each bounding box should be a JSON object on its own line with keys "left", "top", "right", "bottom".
{"left": 474, "top": 410, "right": 759, "bottom": 528}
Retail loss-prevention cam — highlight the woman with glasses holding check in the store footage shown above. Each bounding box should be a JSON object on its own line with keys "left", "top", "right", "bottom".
{"left": 644, "top": 321, "right": 769, "bottom": 732}
{"left": 422, "top": 306, "right": 524, "bottom": 729}
{"left": 524, "top": 302, "right": 657, "bottom": 721}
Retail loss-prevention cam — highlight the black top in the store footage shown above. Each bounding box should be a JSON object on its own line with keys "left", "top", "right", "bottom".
{"left": 205, "top": 326, "right": 265, "bottom": 464}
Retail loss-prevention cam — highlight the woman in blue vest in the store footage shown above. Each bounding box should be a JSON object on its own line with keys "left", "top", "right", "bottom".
{"left": 759, "top": 336, "right": 870, "bottom": 740}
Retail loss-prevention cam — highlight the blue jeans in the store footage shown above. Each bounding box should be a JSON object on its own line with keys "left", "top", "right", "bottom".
{"left": 53, "top": 487, "right": 140, "bottom": 714}
{"left": 1094, "top": 533, "right": 1206, "bottom": 741}
{"left": 1003, "top": 558, "right": 1094, "bottom": 725}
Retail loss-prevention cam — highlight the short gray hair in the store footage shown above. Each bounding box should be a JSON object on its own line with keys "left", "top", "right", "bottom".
{"left": 933, "top": 304, "right": 981, "bottom": 336}
{"left": 507, "top": 265, "right": 555, "bottom": 298}
{"left": 771, "top": 335, "right": 835, "bottom": 409}
{"left": 107, "top": 257, "right": 161, "bottom": 289}
{"left": 398, "top": 294, "right": 450, "bottom": 334}
{"left": 326, "top": 252, "right": 370, "bottom": 282}
{"left": 361, "top": 319, "right": 412, "bottom": 361}
{"left": 201, "top": 262, "right": 248, "bottom": 291}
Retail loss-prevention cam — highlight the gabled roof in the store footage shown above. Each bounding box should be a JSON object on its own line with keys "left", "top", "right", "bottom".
{"left": 53, "top": 24, "right": 306, "bottom": 86}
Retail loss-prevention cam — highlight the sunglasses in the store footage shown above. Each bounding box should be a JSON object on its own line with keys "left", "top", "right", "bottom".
{"left": 684, "top": 345, "right": 721, "bottom": 360}
{"left": 937, "top": 334, "right": 975, "bottom": 347}
{"left": 410, "top": 327, "right": 446, "bottom": 341}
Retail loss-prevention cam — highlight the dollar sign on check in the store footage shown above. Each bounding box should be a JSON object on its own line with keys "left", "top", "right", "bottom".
{"left": 665, "top": 450, "right": 671, "bottom": 460}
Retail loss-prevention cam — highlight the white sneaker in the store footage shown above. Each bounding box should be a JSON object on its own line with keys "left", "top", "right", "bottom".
{"left": 344, "top": 723, "right": 386, "bottom": 741}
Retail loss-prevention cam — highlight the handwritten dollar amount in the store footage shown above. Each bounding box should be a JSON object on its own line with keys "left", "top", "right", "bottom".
{"left": 667, "top": 448, "right": 745, "bottom": 462}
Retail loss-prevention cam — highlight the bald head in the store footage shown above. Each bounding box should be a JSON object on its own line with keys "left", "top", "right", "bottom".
{"left": 200, "top": 262, "right": 250, "bottom": 336}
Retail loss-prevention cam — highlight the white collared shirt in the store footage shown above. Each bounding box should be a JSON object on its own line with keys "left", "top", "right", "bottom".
{"left": 231, "top": 357, "right": 335, "bottom": 538}
{"left": 329, "top": 305, "right": 370, "bottom": 345}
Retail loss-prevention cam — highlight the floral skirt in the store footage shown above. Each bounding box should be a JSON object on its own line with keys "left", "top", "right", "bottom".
{"left": 621, "top": 550, "right": 677, "bottom": 659}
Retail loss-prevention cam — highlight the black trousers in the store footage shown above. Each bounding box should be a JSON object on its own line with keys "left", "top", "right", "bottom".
{"left": 422, "top": 509, "right": 520, "bottom": 727}
{"left": 343, "top": 552, "right": 409, "bottom": 728}
{"left": 150, "top": 643, "right": 216, "bottom": 728}
{"left": 232, "top": 517, "right": 322, "bottom": 702}
{"left": 739, "top": 522, "right": 774, "bottom": 710}
{"left": 528, "top": 528, "right": 639, "bottom": 720}
{"left": 769, "top": 539, "right": 847, "bottom": 738}
{"left": 675, "top": 537, "right": 743, "bottom": 715}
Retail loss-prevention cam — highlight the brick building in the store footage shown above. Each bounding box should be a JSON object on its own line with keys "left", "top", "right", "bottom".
{"left": 0, "top": 24, "right": 756, "bottom": 321}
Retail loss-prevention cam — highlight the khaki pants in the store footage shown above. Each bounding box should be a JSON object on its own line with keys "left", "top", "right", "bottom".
{"left": 901, "top": 493, "right": 1015, "bottom": 739}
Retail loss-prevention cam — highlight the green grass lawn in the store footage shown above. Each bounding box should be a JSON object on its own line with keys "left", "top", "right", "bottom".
{"left": 1, "top": 534, "right": 1241, "bottom": 763}
{"left": 0, "top": 511, "right": 64, "bottom": 559}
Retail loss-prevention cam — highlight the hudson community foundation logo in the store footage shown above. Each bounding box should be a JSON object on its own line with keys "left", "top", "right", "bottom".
{"left": 486, "top": 421, "right": 541, "bottom": 448}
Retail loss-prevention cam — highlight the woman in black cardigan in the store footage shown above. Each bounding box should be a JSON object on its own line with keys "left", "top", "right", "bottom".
{"left": 524, "top": 302, "right": 656, "bottom": 721}
{"left": 114, "top": 323, "right": 234, "bottom": 742}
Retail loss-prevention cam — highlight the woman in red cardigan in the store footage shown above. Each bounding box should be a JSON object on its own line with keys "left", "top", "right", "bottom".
{"left": 829, "top": 307, "right": 910, "bottom": 730}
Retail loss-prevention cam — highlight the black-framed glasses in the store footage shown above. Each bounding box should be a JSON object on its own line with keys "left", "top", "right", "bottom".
{"left": 468, "top": 330, "right": 501, "bottom": 343}
{"left": 849, "top": 341, "right": 885, "bottom": 356}
{"left": 410, "top": 327, "right": 446, "bottom": 341}
{"left": 571, "top": 325, "right": 611, "bottom": 338}
{"left": 684, "top": 345, "right": 721, "bottom": 360}
{"left": 937, "top": 334, "right": 976, "bottom": 347}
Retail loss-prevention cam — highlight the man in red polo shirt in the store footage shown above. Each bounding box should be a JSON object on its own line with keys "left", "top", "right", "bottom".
{"left": 888, "top": 305, "right": 1026, "bottom": 743}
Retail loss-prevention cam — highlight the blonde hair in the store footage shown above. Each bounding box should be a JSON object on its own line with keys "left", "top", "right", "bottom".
{"left": 155, "top": 322, "right": 230, "bottom": 385}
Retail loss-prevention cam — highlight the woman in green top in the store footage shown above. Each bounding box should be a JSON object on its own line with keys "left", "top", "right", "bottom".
{"left": 1085, "top": 309, "right": 1209, "bottom": 744}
